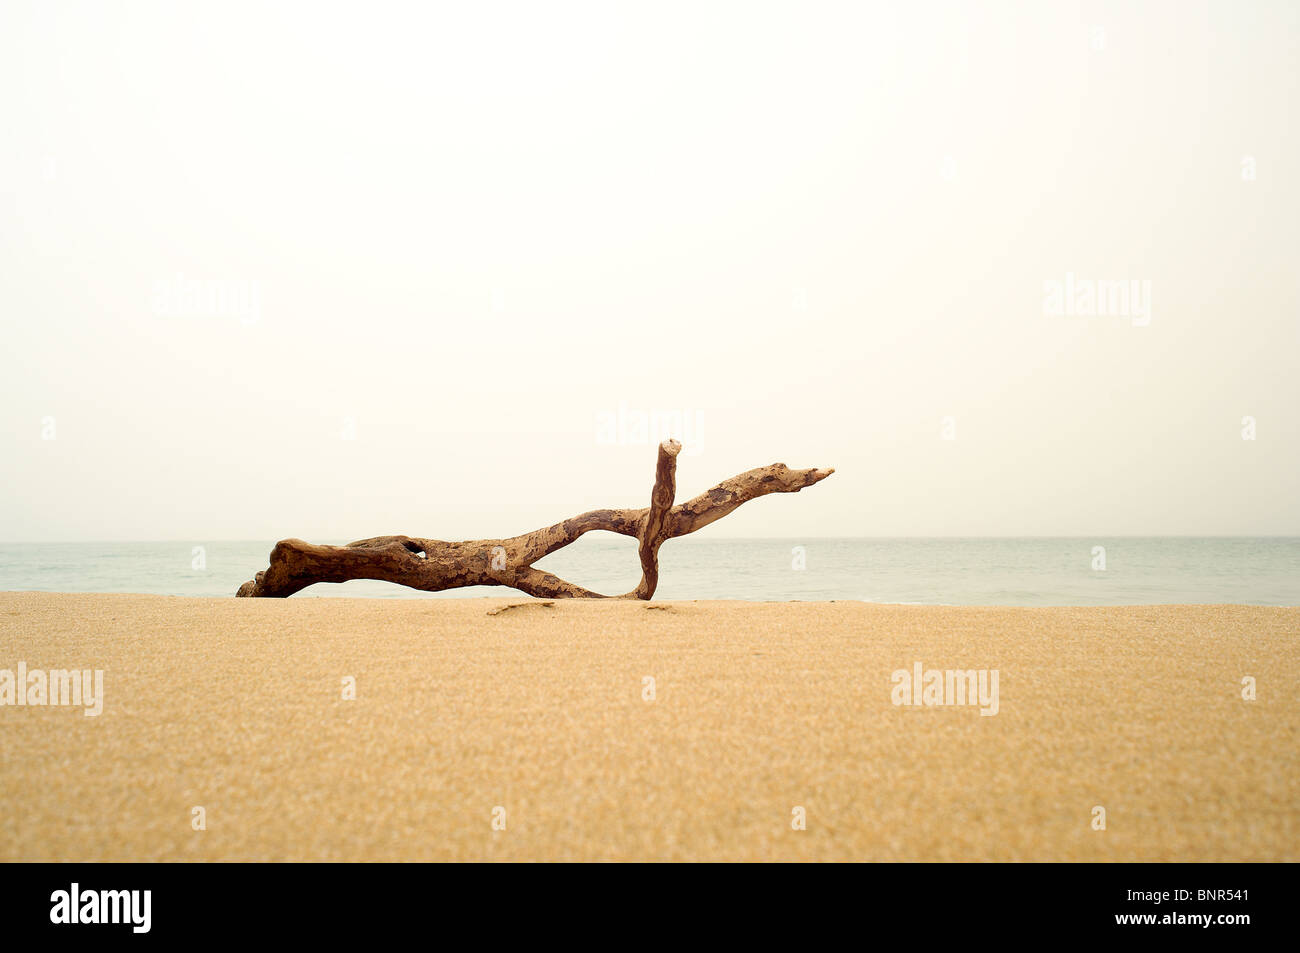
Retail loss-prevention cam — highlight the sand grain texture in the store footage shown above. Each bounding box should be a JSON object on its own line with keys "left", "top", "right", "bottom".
{"left": 1, "top": 593, "right": 1296, "bottom": 861}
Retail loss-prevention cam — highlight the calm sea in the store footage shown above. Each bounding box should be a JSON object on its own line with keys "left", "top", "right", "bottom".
{"left": 0, "top": 538, "right": 1297, "bottom": 605}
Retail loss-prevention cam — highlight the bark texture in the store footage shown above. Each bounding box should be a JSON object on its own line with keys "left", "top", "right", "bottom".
{"left": 236, "top": 441, "right": 833, "bottom": 599}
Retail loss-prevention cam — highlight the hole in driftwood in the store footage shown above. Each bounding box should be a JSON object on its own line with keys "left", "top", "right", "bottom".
{"left": 401, "top": 540, "right": 427, "bottom": 559}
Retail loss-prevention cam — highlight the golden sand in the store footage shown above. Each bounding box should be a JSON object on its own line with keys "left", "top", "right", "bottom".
{"left": 1, "top": 592, "right": 1296, "bottom": 861}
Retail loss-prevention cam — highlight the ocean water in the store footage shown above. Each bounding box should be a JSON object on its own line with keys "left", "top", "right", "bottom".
{"left": 0, "top": 537, "right": 1297, "bottom": 605}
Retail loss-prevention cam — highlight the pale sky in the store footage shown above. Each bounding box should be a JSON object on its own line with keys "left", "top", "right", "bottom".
{"left": 2, "top": 0, "right": 1297, "bottom": 542}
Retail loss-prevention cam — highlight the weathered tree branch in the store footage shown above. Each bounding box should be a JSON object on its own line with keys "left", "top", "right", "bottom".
{"left": 236, "top": 441, "right": 833, "bottom": 599}
{"left": 634, "top": 438, "right": 679, "bottom": 600}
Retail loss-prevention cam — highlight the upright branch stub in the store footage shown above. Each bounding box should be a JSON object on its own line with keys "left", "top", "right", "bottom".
{"left": 632, "top": 438, "right": 680, "bottom": 600}
{"left": 236, "top": 441, "right": 833, "bottom": 599}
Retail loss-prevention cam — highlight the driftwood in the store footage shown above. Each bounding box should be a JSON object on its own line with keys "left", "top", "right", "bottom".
{"left": 236, "top": 441, "right": 833, "bottom": 599}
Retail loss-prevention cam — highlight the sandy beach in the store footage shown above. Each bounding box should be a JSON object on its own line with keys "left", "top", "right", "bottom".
{"left": 1, "top": 592, "right": 1296, "bottom": 862}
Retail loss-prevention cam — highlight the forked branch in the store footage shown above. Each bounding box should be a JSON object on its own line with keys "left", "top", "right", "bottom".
{"left": 236, "top": 441, "right": 833, "bottom": 599}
